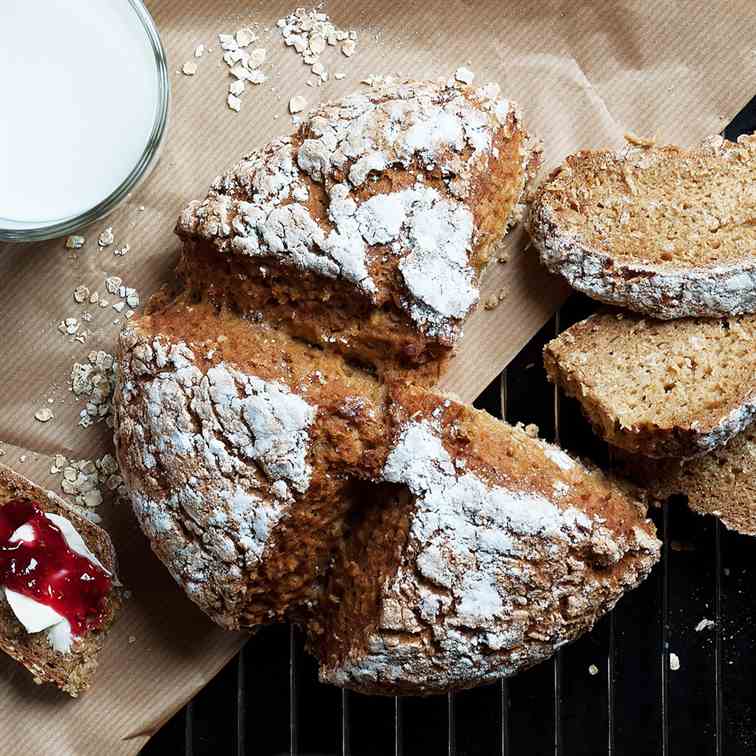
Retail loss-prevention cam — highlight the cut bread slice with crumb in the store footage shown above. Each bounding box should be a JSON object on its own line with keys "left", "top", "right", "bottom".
{"left": 529, "top": 134, "right": 756, "bottom": 319}
{"left": 544, "top": 311, "right": 756, "bottom": 459}
{"left": 311, "top": 385, "right": 660, "bottom": 695}
{"left": 0, "top": 463, "right": 123, "bottom": 696}
{"left": 615, "top": 424, "right": 756, "bottom": 536}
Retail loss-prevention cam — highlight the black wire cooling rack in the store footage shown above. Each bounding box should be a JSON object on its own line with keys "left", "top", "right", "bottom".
{"left": 143, "top": 96, "right": 756, "bottom": 756}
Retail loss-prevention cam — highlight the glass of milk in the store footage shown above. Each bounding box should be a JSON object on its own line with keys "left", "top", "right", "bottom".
{"left": 0, "top": 0, "right": 169, "bottom": 241}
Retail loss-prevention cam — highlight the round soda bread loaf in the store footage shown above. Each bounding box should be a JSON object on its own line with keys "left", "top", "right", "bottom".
{"left": 529, "top": 134, "right": 756, "bottom": 319}
{"left": 544, "top": 311, "right": 756, "bottom": 459}
{"left": 311, "top": 386, "right": 660, "bottom": 695}
{"left": 113, "top": 296, "right": 388, "bottom": 630}
{"left": 0, "top": 464, "right": 123, "bottom": 697}
{"left": 112, "top": 81, "right": 661, "bottom": 694}
{"left": 176, "top": 78, "right": 541, "bottom": 379}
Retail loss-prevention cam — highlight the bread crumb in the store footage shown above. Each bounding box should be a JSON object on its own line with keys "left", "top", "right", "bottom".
{"left": 484, "top": 295, "right": 499, "bottom": 311}
{"left": 588, "top": 663, "right": 599, "bottom": 675}
{"left": 498, "top": 252, "right": 510, "bottom": 264}
{"left": 194, "top": 44, "right": 205, "bottom": 58}
{"left": 227, "top": 94, "right": 242, "bottom": 112}
{"left": 181, "top": 61, "right": 198, "bottom": 76}
{"left": 695, "top": 618, "right": 715, "bottom": 632}
{"left": 34, "top": 408, "right": 54, "bottom": 423}
{"left": 128, "top": 635, "right": 136, "bottom": 645}
{"left": 669, "top": 652, "right": 680, "bottom": 671}
{"left": 341, "top": 39, "right": 356, "bottom": 57}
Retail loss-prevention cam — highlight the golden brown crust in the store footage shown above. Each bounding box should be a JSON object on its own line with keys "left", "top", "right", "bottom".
{"left": 313, "top": 386, "right": 659, "bottom": 695}
{"left": 0, "top": 464, "right": 123, "bottom": 697}
{"left": 114, "top": 298, "right": 388, "bottom": 630}
{"left": 175, "top": 79, "right": 538, "bottom": 379}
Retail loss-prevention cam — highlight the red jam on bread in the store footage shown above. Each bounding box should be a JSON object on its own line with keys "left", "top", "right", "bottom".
{"left": 0, "top": 498, "right": 111, "bottom": 635}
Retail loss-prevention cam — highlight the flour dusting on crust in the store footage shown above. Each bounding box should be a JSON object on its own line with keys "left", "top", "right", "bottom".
{"left": 322, "top": 419, "right": 659, "bottom": 693}
{"left": 177, "top": 79, "right": 528, "bottom": 341}
{"left": 114, "top": 328, "right": 315, "bottom": 627}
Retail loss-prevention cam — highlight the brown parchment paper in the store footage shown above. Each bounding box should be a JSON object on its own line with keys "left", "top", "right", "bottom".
{"left": 0, "top": 1, "right": 754, "bottom": 753}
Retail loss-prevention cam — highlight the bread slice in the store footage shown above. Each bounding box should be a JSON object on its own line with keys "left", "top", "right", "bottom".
{"left": 0, "top": 464, "right": 123, "bottom": 696}
{"left": 616, "top": 423, "right": 756, "bottom": 536}
{"left": 114, "top": 294, "right": 389, "bottom": 630}
{"left": 529, "top": 134, "right": 756, "bottom": 319}
{"left": 176, "top": 78, "right": 540, "bottom": 380}
{"left": 544, "top": 310, "right": 756, "bottom": 458}
{"left": 311, "top": 385, "right": 660, "bottom": 695}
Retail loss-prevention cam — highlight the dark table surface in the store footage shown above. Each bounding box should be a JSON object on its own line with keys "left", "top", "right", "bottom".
{"left": 144, "top": 97, "right": 756, "bottom": 756}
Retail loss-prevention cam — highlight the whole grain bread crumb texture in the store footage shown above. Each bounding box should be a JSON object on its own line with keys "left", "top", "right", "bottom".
{"left": 312, "top": 387, "right": 659, "bottom": 694}
{"left": 544, "top": 310, "right": 756, "bottom": 458}
{"left": 176, "top": 79, "right": 540, "bottom": 377}
{"left": 617, "top": 422, "right": 756, "bottom": 537}
{"left": 0, "top": 464, "right": 123, "bottom": 697}
{"left": 530, "top": 134, "right": 756, "bottom": 319}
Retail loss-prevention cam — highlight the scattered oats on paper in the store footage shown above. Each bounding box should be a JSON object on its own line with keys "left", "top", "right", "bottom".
{"left": 278, "top": 7, "right": 358, "bottom": 82}
{"left": 70, "top": 351, "right": 116, "bottom": 429}
{"left": 51, "top": 453, "right": 126, "bottom": 515}
{"left": 218, "top": 25, "right": 267, "bottom": 111}
{"left": 455, "top": 66, "right": 475, "bottom": 84}
{"left": 289, "top": 95, "right": 307, "bottom": 114}
{"left": 73, "top": 285, "right": 90, "bottom": 304}
{"left": 65, "top": 235, "right": 85, "bottom": 250}
{"left": 97, "top": 226, "right": 114, "bottom": 248}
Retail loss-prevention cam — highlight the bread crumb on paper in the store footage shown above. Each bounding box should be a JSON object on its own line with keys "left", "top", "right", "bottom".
{"left": 181, "top": 61, "right": 198, "bottom": 76}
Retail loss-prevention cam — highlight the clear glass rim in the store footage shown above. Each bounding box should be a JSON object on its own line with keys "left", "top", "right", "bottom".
{"left": 0, "top": 0, "right": 170, "bottom": 243}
